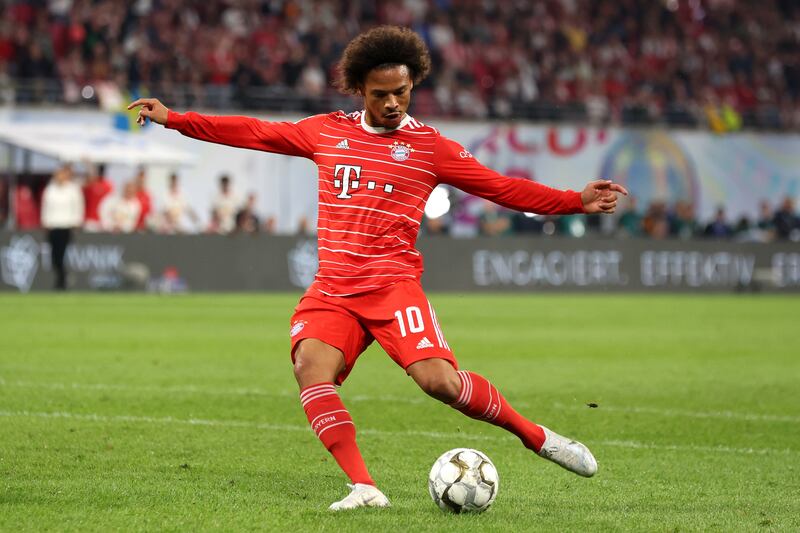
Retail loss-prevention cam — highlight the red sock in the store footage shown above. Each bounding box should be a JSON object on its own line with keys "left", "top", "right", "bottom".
{"left": 300, "top": 383, "right": 374, "bottom": 486}
{"left": 450, "top": 370, "right": 546, "bottom": 452}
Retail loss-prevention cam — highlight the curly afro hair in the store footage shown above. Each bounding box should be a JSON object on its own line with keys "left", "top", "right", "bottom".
{"left": 335, "top": 26, "right": 432, "bottom": 95}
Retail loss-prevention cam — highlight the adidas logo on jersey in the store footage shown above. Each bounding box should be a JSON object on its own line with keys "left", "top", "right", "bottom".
{"left": 336, "top": 139, "right": 350, "bottom": 150}
{"left": 416, "top": 337, "right": 434, "bottom": 349}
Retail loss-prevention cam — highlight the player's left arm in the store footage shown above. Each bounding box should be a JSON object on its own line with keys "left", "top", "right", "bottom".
{"left": 433, "top": 136, "right": 628, "bottom": 214}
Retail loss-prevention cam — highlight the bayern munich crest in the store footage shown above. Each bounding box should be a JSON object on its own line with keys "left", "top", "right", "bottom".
{"left": 290, "top": 320, "right": 307, "bottom": 337}
{"left": 389, "top": 141, "right": 414, "bottom": 161}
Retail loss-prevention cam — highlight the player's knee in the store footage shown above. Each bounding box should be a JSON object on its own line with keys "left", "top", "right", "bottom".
{"left": 293, "top": 349, "right": 322, "bottom": 383}
{"left": 418, "top": 372, "right": 461, "bottom": 403}
{"left": 292, "top": 340, "right": 344, "bottom": 386}
{"left": 292, "top": 351, "right": 313, "bottom": 382}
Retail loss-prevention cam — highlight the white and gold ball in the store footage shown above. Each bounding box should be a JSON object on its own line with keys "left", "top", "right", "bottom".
{"left": 428, "top": 448, "right": 499, "bottom": 513}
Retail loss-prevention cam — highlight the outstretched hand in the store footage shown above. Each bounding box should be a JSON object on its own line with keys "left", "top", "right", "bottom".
{"left": 581, "top": 179, "right": 629, "bottom": 214}
{"left": 127, "top": 98, "right": 169, "bottom": 126}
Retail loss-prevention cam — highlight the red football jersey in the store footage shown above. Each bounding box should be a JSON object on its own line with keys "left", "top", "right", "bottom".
{"left": 166, "top": 110, "right": 585, "bottom": 296}
{"left": 82, "top": 178, "right": 113, "bottom": 223}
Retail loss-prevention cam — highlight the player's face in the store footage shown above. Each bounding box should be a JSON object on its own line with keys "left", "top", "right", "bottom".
{"left": 361, "top": 65, "right": 413, "bottom": 129}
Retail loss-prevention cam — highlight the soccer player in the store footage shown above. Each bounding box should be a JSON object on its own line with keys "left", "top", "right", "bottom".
{"left": 129, "top": 26, "right": 627, "bottom": 511}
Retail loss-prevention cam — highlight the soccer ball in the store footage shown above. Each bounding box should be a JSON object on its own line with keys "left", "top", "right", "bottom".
{"left": 428, "top": 448, "right": 499, "bottom": 513}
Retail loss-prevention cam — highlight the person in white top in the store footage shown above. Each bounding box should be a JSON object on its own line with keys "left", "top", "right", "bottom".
{"left": 160, "top": 173, "right": 199, "bottom": 233}
{"left": 41, "top": 164, "right": 84, "bottom": 290}
{"left": 210, "top": 174, "right": 241, "bottom": 234}
{"left": 99, "top": 181, "right": 141, "bottom": 233}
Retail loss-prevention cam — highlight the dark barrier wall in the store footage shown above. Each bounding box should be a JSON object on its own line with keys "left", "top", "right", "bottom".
{"left": 421, "top": 237, "right": 800, "bottom": 292}
{"left": 1, "top": 231, "right": 799, "bottom": 293}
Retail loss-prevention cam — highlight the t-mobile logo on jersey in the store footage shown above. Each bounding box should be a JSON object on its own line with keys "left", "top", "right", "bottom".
{"left": 334, "top": 164, "right": 394, "bottom": 199}
{"left": 334, "top": 164, "right": 361, "bottom": 199}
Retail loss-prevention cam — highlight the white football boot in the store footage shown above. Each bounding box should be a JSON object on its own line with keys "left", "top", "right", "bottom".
{"left": 537, "top": 426, "right": 598, "bottom": 477}
{"left": 328, "top": 483, "right": 391, "bottom": 511}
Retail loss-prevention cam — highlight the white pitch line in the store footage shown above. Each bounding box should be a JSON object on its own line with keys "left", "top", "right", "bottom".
{"left": 0, "top": 379, "right": 287, "bottom": 398}
{"left": 552, "top": 402, "right": 800, "bottom": 424}
{"left": 0, "top": 379, "right": 433, "bottom": 406}
{"left": 3, "top": 379, "right": 798, "bottom": 424}
{"left": 597, "top": 440, "right": 792, "bottom": 456}
{"left": 0, "top": 409, "right": 492, "bottom": 442}
{"left": 0, "top": 410, "right": 796, "bottom": 457}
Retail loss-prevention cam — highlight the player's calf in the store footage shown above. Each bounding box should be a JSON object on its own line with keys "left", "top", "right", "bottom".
{"left": 448, "top": 370, "right": 547, "bottom": 450}
{"left": 300, "top": 382, "right": 376, "bottom": 487}
{"left": 446, "top": 370, "right": 598, "bottom": 477}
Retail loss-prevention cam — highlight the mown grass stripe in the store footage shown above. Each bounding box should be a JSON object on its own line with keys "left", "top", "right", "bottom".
{"left": 2, "top": 409, "right": 796, "bottom": 457}
{"left": 3, "top": 379, "right": 798, "bottom": 423}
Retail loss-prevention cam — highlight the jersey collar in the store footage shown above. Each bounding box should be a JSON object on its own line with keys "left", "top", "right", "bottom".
{"left": 359, "top": 110, "right": 412, "bottom": 134}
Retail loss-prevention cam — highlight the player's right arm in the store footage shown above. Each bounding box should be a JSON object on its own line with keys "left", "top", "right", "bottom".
{"left": 127, "top": 98, "right": 324, "bottom": 159}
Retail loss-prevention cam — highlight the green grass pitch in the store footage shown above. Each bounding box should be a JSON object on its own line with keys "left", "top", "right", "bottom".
{"left": 1, "top": 293, "right": 798, "bottom": 532}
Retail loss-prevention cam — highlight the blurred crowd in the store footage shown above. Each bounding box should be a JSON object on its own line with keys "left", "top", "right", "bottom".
{"left": 11, "top": 164, "right": 280, "bottom": 235}
{"left": 1, "top": 0, "right": 799, "bottom": 129}
{"left": 5, "top": 163, "right": 798, "bottom": 243}
{"left": 423, "top": 192, "right": 800, "bottom": 242}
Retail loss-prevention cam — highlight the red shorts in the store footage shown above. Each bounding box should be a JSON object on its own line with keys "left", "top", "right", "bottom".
{"left": 289, "top": 280, "right": 457, "bottom": 385}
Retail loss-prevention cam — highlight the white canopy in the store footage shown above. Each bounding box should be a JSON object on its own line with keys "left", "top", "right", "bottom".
{"left": 0, "top": 122, "right": 196, "bottom": 166}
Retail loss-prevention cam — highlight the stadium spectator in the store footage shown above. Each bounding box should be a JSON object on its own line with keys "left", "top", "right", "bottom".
{"left": 757, "top": 200, "right": 776, "bottom": 237}
{"left": 82, "top": 164, "right": 113, "bottom": 232}
{"left": 478, "top": 200, "right": 513, "bottom": 237}
{"left": 99, "top": 181, "right": 141, "bottom": 233}
{"left": 556, "top": 215, "right": 589, "bottom": 238}
{"left": 449, "top": 193, "right": 483, "bottom": 238}
{"left": 510, "top": 212, "right": 545, "bottom": 235}
{"left": 642, "top": 201, "right": 670, "bottom": 239}
{"left": 299, "top": 57, "right": 327, "bottom": 98}
{"left": 773, "top": 196, "right": 799, "bottom": 240}
{"left": 159, "top": 172, "right": 199, "bottom": 234}
{"left": 616, "top": 197, "right": 643, "bottom": 237}
{"left": 209, "top": 174, "right": 241, "bottom": 234}
{"left": 41, "top": 164, "right": 84, "bottom": 290}
{"left": 133, "top": 167, "right": 152, "bottom": 231}
{"left": 704, "top": 206, "right": 733, "bottom": 239}
{"left": 13, "top": 183, "right": 40, "bottom": 230}
{"left": 234, "top": 192, "right": 261, "bottom": 233}
{"left": 423, "top": 214, "right": 451, "bottom": 236}
{"left": 733, "top": 214, "right": 760, "bottom": 242}
{"left": 296, "top": 216, "right": 312, "bottom": 236}
{"left": 669, "top": 200, "right": 699, "bottom": 240}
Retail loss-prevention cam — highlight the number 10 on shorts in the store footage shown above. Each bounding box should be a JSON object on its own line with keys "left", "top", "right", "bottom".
{"left": 394, "top": 306, "right": 424, "bottom": 337}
